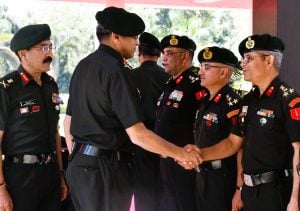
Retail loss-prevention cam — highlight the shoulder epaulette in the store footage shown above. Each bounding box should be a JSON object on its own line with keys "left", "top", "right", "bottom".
{"left": 188, "top": 74, "right": 199, "bottom": 83}
{"left": 0, "top": 71, "right": 20, "bottom": 89}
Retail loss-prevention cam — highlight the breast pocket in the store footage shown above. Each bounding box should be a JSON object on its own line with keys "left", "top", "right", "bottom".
{"left": 256, "top": 108, "right": 276, "bottom": 130}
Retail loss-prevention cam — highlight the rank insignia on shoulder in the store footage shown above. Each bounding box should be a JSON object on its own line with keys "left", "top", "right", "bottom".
{"left": 289, "top": 97, "right": 300, "bottom": 108}
{"left": 280, "top": 85, "right": 294, "bottom": 97}
{"left": 0, "top": 78, "right": 14, "bottom": 88}
{"left": 290, "top": 108, "right": 300, "bottom": 121}
{"left": 189, "top": 75, "right": 199, "bottom": 83}
{"left": 226, "top": 94, "right": 239, "bottom": 106}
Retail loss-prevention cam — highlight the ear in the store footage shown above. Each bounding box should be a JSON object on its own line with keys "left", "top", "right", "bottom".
{"left": 111, "top": 33, "right": 121, "bottom": 43}
{"left": 266, "top": 55, "right": 275, "bottom": 68}
{"left": 18, "top": 50, "right": 27, "bottom": 61}
{"left": 220, "top": 67, "right": 228, "bottom": 79}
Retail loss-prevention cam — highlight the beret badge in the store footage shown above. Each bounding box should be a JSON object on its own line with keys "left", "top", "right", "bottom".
{"left": 169, "top": 35, "right": 179, "bottom": 46}
{"left": 245, "top": 37, "right": 255, "bottom": 49}
{"left": 203, "top": 48, "right": 213, "bottom": 60}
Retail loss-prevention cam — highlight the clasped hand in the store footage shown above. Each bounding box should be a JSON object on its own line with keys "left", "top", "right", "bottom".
{"left": 176, "top": 144, "right": 203, "bottom": 170}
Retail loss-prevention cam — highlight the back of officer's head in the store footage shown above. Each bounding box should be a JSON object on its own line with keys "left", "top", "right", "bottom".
{"left": 95, "top": 6, "right": 145, "bottom": 41}
{"left": 138, "top": 32, "right": 161, "bottom": 57}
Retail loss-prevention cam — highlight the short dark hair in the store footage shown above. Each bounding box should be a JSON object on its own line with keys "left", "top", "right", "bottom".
{"left": 138, "top": 43, "right": 160, "bottom": 57}
{"left": 96, "top": 23, "right": 112, "bottom": 41}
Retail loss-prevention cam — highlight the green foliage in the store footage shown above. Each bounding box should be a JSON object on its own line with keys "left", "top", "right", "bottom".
{"left": 0, "top": 2, "right": 250, "bottom": 94}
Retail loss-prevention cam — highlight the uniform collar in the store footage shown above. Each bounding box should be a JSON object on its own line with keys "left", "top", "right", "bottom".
{"left": 251, "top": 76, "right": 281, "bottom": 98}
{"left": 172, "top": 67, "right": 194, "bottom": 85}
{"left": 18, "top": 66, "right": 33, "bottom": 86}
{"left": 140, "top": 60, "right": 157, "bottom": 68}
{"left": 99, "top": 44, "right": 124, "bottom": 66}
{"left": 211, "top": 84, "right": 230, "bottom": 104}
{"left": 18, "top": 65, "right": 52, "bottom": 86}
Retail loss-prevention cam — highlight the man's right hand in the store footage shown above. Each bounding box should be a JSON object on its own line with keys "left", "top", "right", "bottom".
{"left": 0, "top": 187, "right": 13, "bottom": 211}
{"left": 177, "top": 144, "right": 202, "bottom": 169}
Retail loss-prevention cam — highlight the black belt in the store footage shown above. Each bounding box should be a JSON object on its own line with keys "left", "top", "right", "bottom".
{"left": 5, "top": 152, "right": 56, "bottom": 165}
{"left": 75, "top": 143, "right": 133, "bottom": 162}
{"left": 76, "top": 143, "right": 113, "bottom": 157}
{"left": 243, "top": 170, "right": 292, "bottom": 187}
{"left": 196, "top": 160, "right": 223, "bottom": 172}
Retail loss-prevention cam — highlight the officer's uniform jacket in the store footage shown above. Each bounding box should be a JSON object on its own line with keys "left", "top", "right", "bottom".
{"left": 0, "top": 66, "right": 60, "bottom": 155}
{"left": 155, "top": 68, "right": 206, "bottom": 147}
{"left": 232, "top": 77, "right": 300, "bottom": 174}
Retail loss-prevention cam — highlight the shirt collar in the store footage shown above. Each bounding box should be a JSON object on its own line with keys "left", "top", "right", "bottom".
{"left": 211, "top": 84, "right": 231, "bottom": 104}
{"left": 17, "top": 66, "right": 51, "bottom": 86}
{"left": 18, "top": 66, "right": 33, "bottom": 86}
{"left": 99, "top": 44, "right": 124, "bottom": 66}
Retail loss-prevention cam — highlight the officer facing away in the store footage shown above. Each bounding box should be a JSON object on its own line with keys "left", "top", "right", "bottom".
{"left": 131, "top": 32, "right": 169, "bottom": 211}
{"left": 64, "top": 7, "right": 201, "bottom": 211}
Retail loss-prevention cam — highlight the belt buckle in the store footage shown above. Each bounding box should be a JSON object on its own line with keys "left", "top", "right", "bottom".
{"left": 211, "top": 160, "right": 222, "bottom": 169}
{"left": 23, "top": 155, "right": 38, "bottom": 164}
{"left": 243, "top": 174, "right": 254, "bottom": 186}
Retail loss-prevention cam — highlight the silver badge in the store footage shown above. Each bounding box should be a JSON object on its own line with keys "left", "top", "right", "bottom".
{"left": 260, "top": 117, "right": 267, "bottom": 126}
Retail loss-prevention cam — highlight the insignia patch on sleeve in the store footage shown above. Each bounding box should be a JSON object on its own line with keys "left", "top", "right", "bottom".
{"left": 226, "top": 109, "right": 239, "bottom": 119}
{"left": 290, "top": 108, "right": 300, "bottom": 121}
{"left": 288, "top": 97, "right": 300, "bottom": 108}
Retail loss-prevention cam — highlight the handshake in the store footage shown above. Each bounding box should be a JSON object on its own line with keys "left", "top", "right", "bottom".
{"left": 176, "top": 144, "right": 203, "bottom": 170}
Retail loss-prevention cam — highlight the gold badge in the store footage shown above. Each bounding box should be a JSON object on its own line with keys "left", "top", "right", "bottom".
{"left": 169, "top": 35, "right": 178, "bottom": 46}
{"left": 203, "top": 48, "right": 213, "bottom": 60}
{"left": 245, "top": 37, "right": 255, "bottom": 49}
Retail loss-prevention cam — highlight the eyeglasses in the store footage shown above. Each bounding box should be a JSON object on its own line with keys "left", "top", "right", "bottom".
{"left": 241, "top": 54, "right": 270, "bottom": 64}
{"left": 200, "top": 63, "right": 226, "bottom": 70}
{"left": 32, "top": 46, "right": 56, "bottom": 53}
{"left": 161, "top": 51, "right": 185, "bottom": 57}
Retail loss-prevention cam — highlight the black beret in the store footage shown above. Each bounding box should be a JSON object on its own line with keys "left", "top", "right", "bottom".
{"left": 239, "top": 34, "right": 285, "bottom": 56}
{"left": 161, "top": 35, "right": 196, "bottom": 52}
{"left": 10, "top": 24, "right": 51, "bottom": 52}
{"left": 95, "top": 6, "right": 145, "bottom": 37}
{"left": 139, "top": 32, "right": 161, "bottom": 56}
{"left": 198, "top": 46, "right": 238, "bottom": 67}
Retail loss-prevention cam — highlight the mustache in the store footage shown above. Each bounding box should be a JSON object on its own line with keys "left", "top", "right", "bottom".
{"left": 43, "top": 57, "right": 53, "bottom": 64}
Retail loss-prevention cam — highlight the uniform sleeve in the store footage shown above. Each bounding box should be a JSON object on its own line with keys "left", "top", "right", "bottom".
{"left": 0, "top": 87, "right": 9, "bottom": 130}
{"left": 108, "top": 70, "right": 142, "bottom": 129}
{"left": 285, "top": 96, "right": 300, "bottom": 142}
{"left": 230, "top": 103, "right": 244, "bottom": 138}
{"left": 66, "top": 98, "right": 72, "bottom": 116}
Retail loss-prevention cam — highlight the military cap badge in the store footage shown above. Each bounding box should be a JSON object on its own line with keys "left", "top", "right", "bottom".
{"left": 245, "top": 37, "right": 255, "bottom": 49}
{"left": 169, "top": 35, "right": 179, "bottom": 46}
{"left": 203, "top": 48, "right": 213, "bottom": 60}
